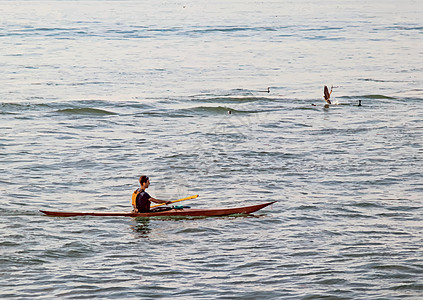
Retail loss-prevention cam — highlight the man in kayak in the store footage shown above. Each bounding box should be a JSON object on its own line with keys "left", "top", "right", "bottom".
{"left": 132, "top": 176, "right": 172, "bottom": 213}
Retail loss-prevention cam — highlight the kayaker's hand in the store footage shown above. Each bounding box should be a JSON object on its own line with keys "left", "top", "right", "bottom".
{"left": 166, "top": 201, "right": 172, "bottom": 205}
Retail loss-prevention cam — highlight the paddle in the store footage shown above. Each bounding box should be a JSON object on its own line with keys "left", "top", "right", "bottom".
{"left": 150, "top": 194, "right": 199, "bottom": 208}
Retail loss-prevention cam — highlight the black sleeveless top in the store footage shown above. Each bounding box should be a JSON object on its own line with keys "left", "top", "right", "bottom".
{"left": 136, "top": 189, "right": 152, "bottom": 212}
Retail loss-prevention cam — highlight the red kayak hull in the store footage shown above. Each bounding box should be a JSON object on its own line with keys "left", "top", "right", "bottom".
{"left": 40, "top": 202, "right": 275, "bottom": 218}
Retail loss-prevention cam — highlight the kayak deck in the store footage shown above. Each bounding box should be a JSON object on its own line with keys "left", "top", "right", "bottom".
{"left": 40, "top": 201, "right": 276, "bottom": 218}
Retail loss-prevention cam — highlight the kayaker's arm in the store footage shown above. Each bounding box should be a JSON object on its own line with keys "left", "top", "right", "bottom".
{"left": 149, "top": 197, "right": 172, "bottom": 205}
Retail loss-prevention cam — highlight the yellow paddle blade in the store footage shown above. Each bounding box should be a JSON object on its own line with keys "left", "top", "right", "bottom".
{"left": 150, "top": 194, "right": 199, "bottom": 208}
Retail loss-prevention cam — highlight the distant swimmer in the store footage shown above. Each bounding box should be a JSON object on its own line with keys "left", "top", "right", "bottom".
{"left": 358, "top": 100, "right": 362, "bottom": 106}
{"left": 323, "top": 85, "right": 333, "bottom": 104}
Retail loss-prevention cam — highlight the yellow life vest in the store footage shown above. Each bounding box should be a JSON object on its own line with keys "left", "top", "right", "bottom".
{"left": 132, "top": 189, "right": 140, "bottom": 208}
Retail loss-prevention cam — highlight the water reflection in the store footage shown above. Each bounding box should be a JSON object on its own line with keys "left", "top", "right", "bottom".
{"left": 131, "top": 218, "right": 151, "bottom": 238}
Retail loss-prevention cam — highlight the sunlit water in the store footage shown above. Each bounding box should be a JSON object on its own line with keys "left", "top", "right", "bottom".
{"left": 1, "top": 0, "right": 422, "bottom": 299}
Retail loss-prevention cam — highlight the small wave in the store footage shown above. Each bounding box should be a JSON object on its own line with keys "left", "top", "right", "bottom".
{"left": 340, "top": 95, "right": 395, "bottom": 100}
{"left": 372, "top": 264, "right": 422, "bottom": 273}
{"left": 26, "top": 27, "right": 73, "bottom": 32}
{"left": 68, "top": 81, "right": 112, "bottom": 86}
{"left": 390, "top": 283, "right": 423, "bottom": 291}
{"left": 304, "top": 35, "right": 345, "bottom": 41}
{"left": 358, "top": 78, "right": 409, "bottom": 83}
{"left": 191, "top": 26, "right": 276, "bottom": 34}
{"left": 55, "top": 108, "right": 117, "bottom": 115}
{"left": 176, "top": 227, "right": 219, "bottom": 234}
{"left": 0, "top": 208, "right": 40, "bottom": 217}
{"left": 386, "top": 26, "right": 423, "bottom": 31}
{"left": 301, "top": 26, "right": 344, "bottom": 32}
{"left": 189, "top": 96, "right": 269, "bottom": 104}
{"left": 362, "top": 95, "right": 396, "bottom": 99}
{"left": 297, "top": 205, "right": 318, "bottom": 211}
{"left": 0, "top": 102, "right": 50, "bottom": 113}
{"left": 349, "top": 201, "right": 383, "bottom": 208}
{"left": 147, "top": 27, "right": 180, "bottom": 33}
{"left": 313, "top": 278, "right": 347, "bottom": 285}
{"left": 7, "top": 26, "right": 92, "bottom": 38}
{"left": 0, "top": 111, "right": 17, "bottom": 115}
{"left": 0, "top": 101, "right": 119, "bottom": 115}
{"left": 177, "top": 106, "right": 257, "bottom": 115}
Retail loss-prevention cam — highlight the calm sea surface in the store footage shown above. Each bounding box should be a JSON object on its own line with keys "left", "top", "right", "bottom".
{"left": 1, "top": 0, "right": 422, "bottom": 299}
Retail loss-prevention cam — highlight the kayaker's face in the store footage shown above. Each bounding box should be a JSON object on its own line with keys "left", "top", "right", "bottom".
{"left": 144, "top": 179, "right": 150, "bottom": 189}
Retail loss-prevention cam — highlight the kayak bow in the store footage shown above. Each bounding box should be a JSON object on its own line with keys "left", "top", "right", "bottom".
{"left": 40, "top": 201, "right": 275, "bottom": 218}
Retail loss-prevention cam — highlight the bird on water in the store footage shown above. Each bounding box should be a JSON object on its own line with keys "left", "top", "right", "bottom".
{"left": 259, "top": 87, "right": 270, "bottom": 93}
{"left": 324, "top": 85, "right": 333, "bottom": 104}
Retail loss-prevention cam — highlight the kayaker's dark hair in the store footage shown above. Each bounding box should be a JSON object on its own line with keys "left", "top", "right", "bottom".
{"left": 139, "top": 175, "right": 149, "bottom": 185}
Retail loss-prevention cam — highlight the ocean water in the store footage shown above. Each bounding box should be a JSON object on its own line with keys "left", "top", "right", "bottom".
{"left": 1, "top": 0, "right": 422, "bottom": 299}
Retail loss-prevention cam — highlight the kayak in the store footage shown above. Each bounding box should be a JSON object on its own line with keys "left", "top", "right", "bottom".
{"left": 40, "top": 201, "right": 275, "bottom": 218}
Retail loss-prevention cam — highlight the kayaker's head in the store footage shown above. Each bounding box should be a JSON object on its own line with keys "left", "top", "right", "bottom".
{"left": 139, "top": 175, "right": 150, "bottom": 189}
